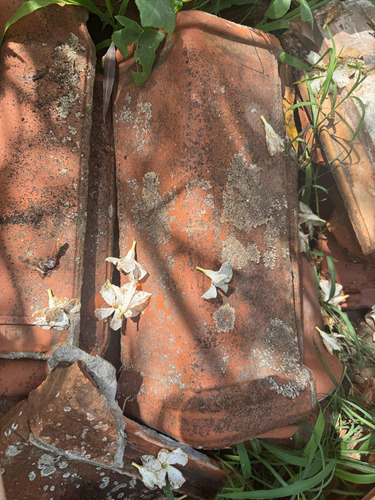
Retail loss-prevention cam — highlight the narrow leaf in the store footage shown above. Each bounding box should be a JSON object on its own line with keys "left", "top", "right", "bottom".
{"left": 326, "top": 255, "right": 336, "bottom": 301}
{"left": 279, "top": 51, "right": 312, "bottom": 71}
{"left": 103, "top": 42, "right": 116, "bottom": 120}
{"left": 236, "top": 442, "right": 252, "bottom": 480}
{"left": 300, "top": 0, "right": 314, "bottom": 26}
{"left": 217, "top": 461, "right": 335, "bottom": 498}
{"left": 265, "top": 0, "right": 292, "bottom": 19}
{"left": 96, "top": 38, "right": 112, "bottom": 51}
{"left": 132, "top": 29, "right": 165, "bottom": 86}
{"left": 118, "top": 0, "right": 130, "bottom": 16}
{"left": 112, "top": 22, "right": 142, "bottom": 59}
{"left": 135, "top": 0, "right": 175, "bottom": 35}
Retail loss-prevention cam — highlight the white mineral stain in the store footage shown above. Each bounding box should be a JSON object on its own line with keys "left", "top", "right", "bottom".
{"left": 5, "top": 445, "right": 21, "bottom": 457}
{"left": 29, "top": 471, "right": 36, "bottom": 481}
{"left": 38, "top": 454, "right": 56, "bottom": 477}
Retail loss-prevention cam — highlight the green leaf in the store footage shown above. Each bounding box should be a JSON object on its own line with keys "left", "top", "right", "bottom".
{"left": 115, "top": 15, "right": 143, "bottom": 32}
{"left": 217, "top": 461, "right": 335, "bottom": 498}
{"left": 236, "top": 442, "right": 252, "bottom": 480}
{"left": 300, "top": 0, "right": 313, "bottom": 25}
{"left": 135, "top": 0, "right": 175, "bottom": 35}
{"left": 112, "top": 19, "right": 143, "bottom": 59}
{"left": 118, "top": 0, "right": 130, "bottom": 16}
{"left": 104, "top": 0, "right": 113, "bottom": 16}
{"left": 132, "top": 29, "right": 165, "bottom": 86}
{"left": 265, "top": 0, "right": 292, "bottom": 19}
{"left": 205, "top": 0, "right": 258, "bottom": 13}
{"left": 279, "top": 51, "right": 312, "bottom": 71}
{"left": 326, "top": 255, "right": 336, "bottom": 301}
{"left": 96, "top": 38, "right": 112, "bottom": 50}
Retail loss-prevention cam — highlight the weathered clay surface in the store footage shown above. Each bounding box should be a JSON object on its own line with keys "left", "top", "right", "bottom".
{"left": 79, "top": 74, "right": 115, "bottom": 356}
{"left": 113, "top": 10, "right": 315, "bottom": 448}
{"left": 28, "top": 361, "right": 121, "bottom": 466}
{"left": 0, "top": 359, "right": 49, "bottom": 398}
{"left": 0, "top": 350, "right": 225, "bottom": 499}
{"left": 0, "top": 4, "right": 95, "bottom": 356}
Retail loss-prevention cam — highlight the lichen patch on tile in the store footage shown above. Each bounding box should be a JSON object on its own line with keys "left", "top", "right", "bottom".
{"left": 222, "top": 235, "right": 260, "bottom": 268}
{"left": 213, "top": 303, "right": 236, "bottom": 333}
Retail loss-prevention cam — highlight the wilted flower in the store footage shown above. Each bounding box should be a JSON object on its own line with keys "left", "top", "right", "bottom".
{"left": 106, "top": 241, "right": 147, "bottom": 282}
{"left": 319, "top": 279, "right": 347, "bottom": 309}
{"left": 298, "top": 202, "right": 325, "bottom": 252}
{"left": 260, "top": 115, "right": 285, "bottom": 156}
{"left": 299, "top": 202, "right": 325, "bottom": 234}
{"left": 132, "top": 448, "right": 188, "bottom": 490}
{"left": 298, "top": 230, "right": 310, "bottom": 253}
{"left": 94, "top": 280, "right": 151, "bottom": 331}
{"left": 306, "top": 51, "right": 326, "bottom": 70}
{"left": 316, "top": 327, "right": 342, "bottom": 355}
{"left": 196, "top": 261, "right": 232, "bottom": 300}
{"left": 32, "top": 289, "right": 80, "bottom": 331}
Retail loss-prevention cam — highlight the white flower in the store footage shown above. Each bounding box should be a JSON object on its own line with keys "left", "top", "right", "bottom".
{"left": 196, "top": 262, "right": 232, "bottom": 300}
{"left": 106, "top": 241, "right": 147, "bottom": 282}
{"left": 299, "top": 202, "right": 325, "bottom": 235}
{"left": 32, "top": 289, "right": 80, "bottom": 331}
{"left": 94, "top": 280, "right": 151, "bottom": 331}
{"left": 319, "top": 279, "right": 346, "bottom": 309}
{"left": 260, "top": 115, "right": 285, "bottom": 156}
{"left": 306, "top": 51, "right": 326, "bottom": 70}
{"left": 316, "top": 327, "right": 342, "bottom": 355}
{"left": 132, "top": 448, "right": 188, "bottom": 490}
{"left": 298, "top": 230, "right": 310, "bottom": 253}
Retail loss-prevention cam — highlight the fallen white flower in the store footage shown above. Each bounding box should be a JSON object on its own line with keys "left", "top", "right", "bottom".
{"left": 196, "top": 261, "right": 232, "bottom": 300}
{"left": 319, "top": 279, "right": 347, "bottom": 310}
{"left": 260, "top": 115, "right": 285, "bottom": 156}
{"left": 32, "top": 289, "right": 80, "bottom": 331}
{"left": 316, "top": 327, "right": 342, "bottom": 355}
{"left": 106, "top": 240, "right": 147, "bottom": 282}
{"left": 95, "top": 279, "right": 151, "bottom": 331}
{"left": 306, "top": 51, "right": 326, "bottom": 70}
{"left": 299, "top": 202, "right": 325, "bottom": 235}
{"left": 132, "top": 448, "right": 188, "bottom": 490}
{"left": 332, "top": 64, "right": 356, "bottom": 89}
{"left": 298, "top": 230, "right": 310, "bottom": 253}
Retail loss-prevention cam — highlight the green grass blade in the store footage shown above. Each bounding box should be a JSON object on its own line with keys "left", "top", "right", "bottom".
{"left": 217, "top": 461, "right": 335, "bottom": 498}
{"left": 236, "top": 443, "right": 252, "bottom": 480}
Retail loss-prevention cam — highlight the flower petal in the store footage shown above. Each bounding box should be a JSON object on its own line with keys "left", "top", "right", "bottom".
{"left": 167, "top": 465, "right": 186, "bottom": 490}
{"left": 45, "top": 308, "right": 70, "bottom": 330}
{"left": 99, "top": 280, "right": 118, "bottom": 306}
{"left": 138, "top": 467, "right": 160, "bottom": 489}
{"left": 163, "top": 448, "right": 188, "bottom": 467}
{"left": 319, "top": 279, "right": 331, "bottom": 303}
{"left": 218, "top": 261, "right": 232, "bottom": 280}
{"left": 260, "top": 115, "right": 285, "bottom": 156}
{"left": 141, "top": 456, "right": 162, "bottom": 472}
{"left": 319, "top": 330, "right": 342, "bottom": 355}
{"left": 125, "top": 290, "right": 152, "bottom": 318}
{"left": 110, "top": 314, "right": 122, "bottom": 331}
{"left": 202, "top": 282, "right": 217, "bottom": 300}
{"left": 94, "top": 307, "right": 114, "bottom": 321}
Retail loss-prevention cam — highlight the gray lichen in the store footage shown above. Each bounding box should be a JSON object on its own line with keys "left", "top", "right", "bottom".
{"left": 213, "top": 303, "right": 236, "bottom": 333}
{"left": 131, "top": 172, "right": 176, "bottom": 245}
{"left": 222, "top": 235, "right": 260, "bottom": 268}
